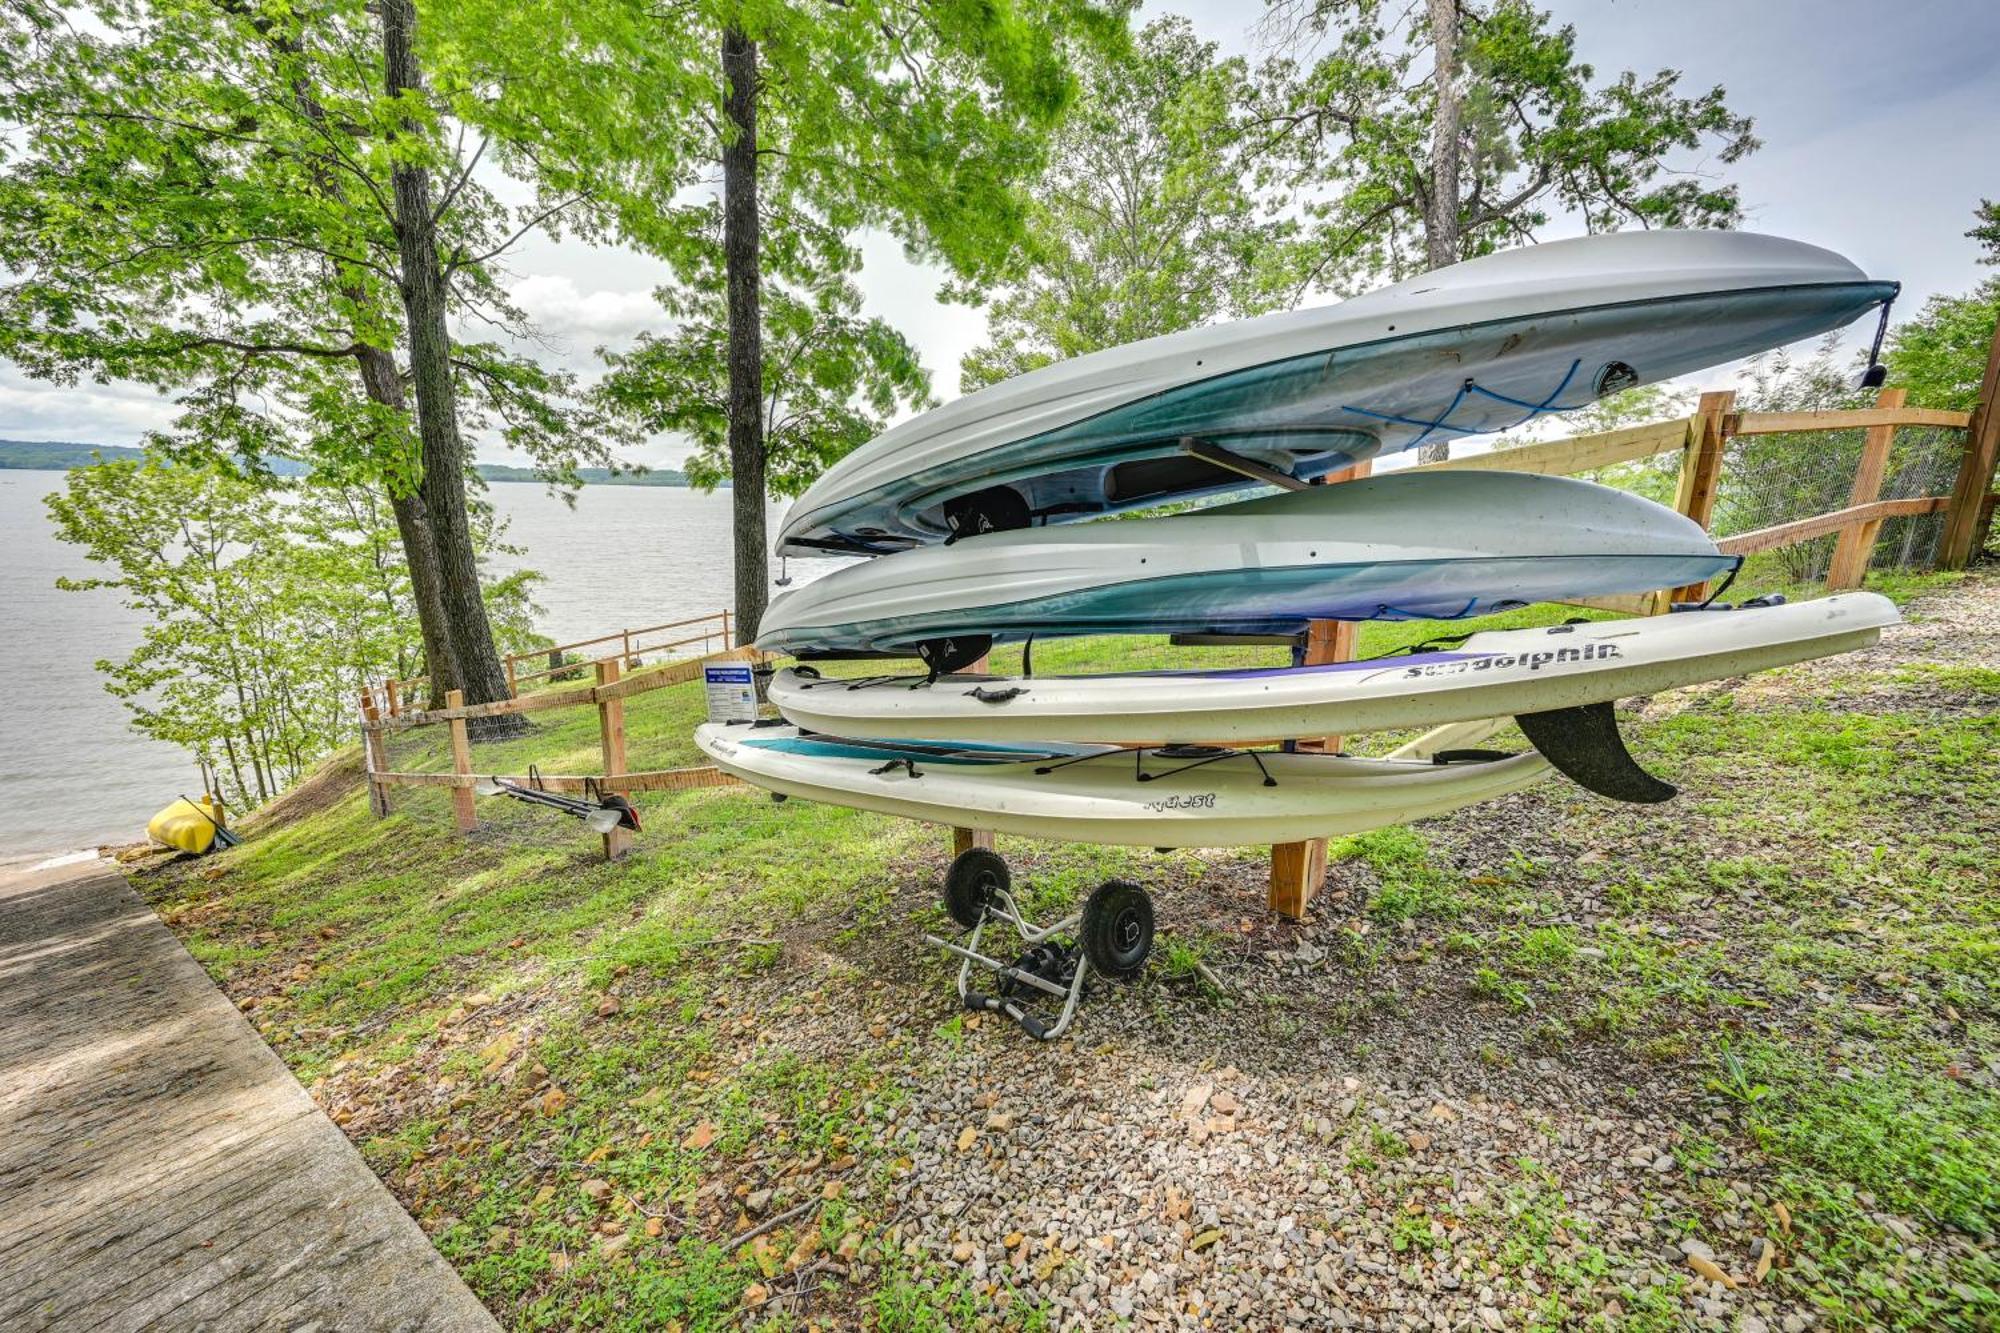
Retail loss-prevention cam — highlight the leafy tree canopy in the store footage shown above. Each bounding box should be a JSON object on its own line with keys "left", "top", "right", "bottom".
{"left": 0, "top": 0, "right": 622, "bottom": 496}
{"left": 594, "top": 210, "right": 933, "bottom": 498}
{"left": 954, "top": 16, "right": 1289, "bottom": 391}
{"left": 1254, "top": 0, "right": 1760, "bottom": 295}
{"left": 1883, "top": 276, "right": 2000, "bottom": 413}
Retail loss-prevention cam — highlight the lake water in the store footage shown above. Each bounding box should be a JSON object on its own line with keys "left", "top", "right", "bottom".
{"left": 0, "top": 477, "right": 825, "bottom": 859}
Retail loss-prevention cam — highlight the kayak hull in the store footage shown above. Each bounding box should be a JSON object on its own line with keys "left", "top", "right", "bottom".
{"left": 779, "top": 231, "right": 1895, "bottom": 556}
{"left": 696, "top": 724, "right": 1554, "bottom": 848}
{"left": 766, "top": 593, "right": 1900, "bottom": 745}
{"left": 147, "top": 795, "right": 226, "bottom": 855}
{"left": 758, "top": 471, "right": 1734, "bottom": 655}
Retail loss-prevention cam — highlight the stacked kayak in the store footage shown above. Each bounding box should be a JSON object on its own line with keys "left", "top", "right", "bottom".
{"left": 700, "top": 230, "right": 1903, "bottom": 845}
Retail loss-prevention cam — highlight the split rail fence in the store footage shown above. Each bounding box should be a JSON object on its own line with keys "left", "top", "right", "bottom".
{"left": 376, "top": 610, "right": 734, "bottom": 717}
{"left": 358, "top": 646, "right": 761, "bottom": 860}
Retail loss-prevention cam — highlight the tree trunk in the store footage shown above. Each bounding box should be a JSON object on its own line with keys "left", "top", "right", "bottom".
{"left": 1419, "top": 0, "right": 1463, "bottom": 464}
{"left": 1424, "top": 0, "right": 1463, "bottom": 272}
{"left": 379, "top": 0, "right": 513, "bottom": 709}
{"left": 355, "top": 343, "right": 460, "bottom": 708}
{"left": 721, "top": 26, "right": 770, "bottom": 641}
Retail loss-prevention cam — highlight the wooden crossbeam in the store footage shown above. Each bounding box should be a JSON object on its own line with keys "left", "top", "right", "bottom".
{"left": 1716, "top": 496, "right": 1951, "bottom": 556}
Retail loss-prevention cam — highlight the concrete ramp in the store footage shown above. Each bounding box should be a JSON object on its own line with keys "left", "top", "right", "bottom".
{"left": 0, "top": 858, "right": 497, "bottom": 1332}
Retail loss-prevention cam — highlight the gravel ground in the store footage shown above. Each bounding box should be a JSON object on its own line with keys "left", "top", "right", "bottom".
{"left": 703, "top": 569, "right": 2000, "bottom": 1330}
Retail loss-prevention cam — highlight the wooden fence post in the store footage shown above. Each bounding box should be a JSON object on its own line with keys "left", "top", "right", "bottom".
{"left": 596, "top": 660, "right": 633, "bottom": 860}
{"left": 383, "top": 676, "right": 400, "bottom": 719}
{"left": 358, "top": 689, "right": 391, "bottom": 818}
{"left": 1666, "top": 392, "right": 1735, "bottom": 604}
{"left": 446, "top": 688, "right": 477, "bottom": 833}
{"left": 1939, "top": 320, "right": 2000, "bottom": 568}
{"left": 1827, "top": 387, "right": 1908, "bottom": 589}
{"left": 505, "top": 655, "right": 518, "bottom": 699}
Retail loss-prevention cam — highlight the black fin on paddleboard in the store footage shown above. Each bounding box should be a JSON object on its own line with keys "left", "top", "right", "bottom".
{"left": 916, "top": 634, "right": 993, "bottom": 680}
{"left": 1515, "top": 703, "right": 1676, "bottom": 804}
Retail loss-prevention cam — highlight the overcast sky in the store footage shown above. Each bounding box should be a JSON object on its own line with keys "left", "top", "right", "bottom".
{"left": 5, "top": 0, "right": 1995, "bottom": 459}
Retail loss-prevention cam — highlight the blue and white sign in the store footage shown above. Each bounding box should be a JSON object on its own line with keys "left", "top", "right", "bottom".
{"left": 704, "top": 665, "right": 758, "bottom": 723}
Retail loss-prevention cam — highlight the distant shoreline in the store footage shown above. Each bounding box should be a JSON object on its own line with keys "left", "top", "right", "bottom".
{"left": 0, "top": 440, "right": 700, "bottom": 487}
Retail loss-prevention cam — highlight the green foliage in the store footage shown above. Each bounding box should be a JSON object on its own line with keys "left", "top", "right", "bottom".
{"left": 596, "top": 233, "right": 933, "bottom": 497}
{"left": 1971, "top": 199, "right": 2000, "bottom": 266}
{"left": 955, "top": 16, "right": 1288, "bottom": 390}
{"left": 0, "top": 0, "right": 624, "bottom": 495}
{"left": 1255, "top": 0, "right": 1759, "bottom": 291}
{"left": 1883, "top": 276, "right": 2000, "bottom": 413}
{"left": 46, "top": 456, "right": 538, "bottom": 808}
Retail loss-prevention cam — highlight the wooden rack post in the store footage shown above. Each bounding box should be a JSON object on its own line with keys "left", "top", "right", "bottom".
{"left": 1267, "top": 458, "right": 1371, "bottom": 919}
{"left": 596, "top": 660, "right": 633, "bottom": 860}
{"left": 1940, "top": 320, "right": 2000, "bottom": 568}
{"left": 358, "top": 688, "right": 392, "bottom": 818}
{"left": 446, "top": 688, "right": 477, "bottom": 832}
{"left": 383, "top": 676, "right": 401, "bottom": 719}
{"left": 1666, "top": 390, "right": 1735, "bottom": 604}
{"left": 1827, "top": 387, "right": 1908, "bottom": 589}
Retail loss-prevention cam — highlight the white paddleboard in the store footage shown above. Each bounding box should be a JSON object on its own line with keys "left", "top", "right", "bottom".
{"left": 756, "top": 471, "right": 1734, "bottom": 657}
{"left": 768, "top": 593, "right": 1900, "bottom": 745}
{"left": 778, "top": 231, "right": 1895, "bottom": 556}
{"left": 696, "top": 723, "right": 1554, "bottom": 848}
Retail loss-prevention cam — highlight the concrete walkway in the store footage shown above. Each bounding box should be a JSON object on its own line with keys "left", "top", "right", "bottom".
{"left": 0, "top": 857, "right": 498, "bottom": 1333}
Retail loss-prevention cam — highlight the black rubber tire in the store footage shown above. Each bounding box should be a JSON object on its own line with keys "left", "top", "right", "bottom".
{"left": 1081, "top": 879, "right": 1154, "bottom": 980}
{"left": 944, "top": 848, "right": 1010, "bottom": 930}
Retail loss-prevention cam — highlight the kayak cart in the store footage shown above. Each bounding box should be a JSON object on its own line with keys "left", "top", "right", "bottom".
{"left": 923, "top": 848, "right": 1154, "bottom": 1041}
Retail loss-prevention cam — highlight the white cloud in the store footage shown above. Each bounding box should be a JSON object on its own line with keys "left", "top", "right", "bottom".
{"left": 0, "top": 365, "right": 178, "bottom": 446}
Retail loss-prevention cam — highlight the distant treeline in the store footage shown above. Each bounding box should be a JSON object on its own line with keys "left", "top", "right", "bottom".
{"left": 0, "top": 440, "right": 689, "bottom": 486}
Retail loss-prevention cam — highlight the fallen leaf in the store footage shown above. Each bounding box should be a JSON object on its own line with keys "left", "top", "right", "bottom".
{"left": 1754, "top": 1238, "right": 1774, "bottom": 1283}
{"left": 478, "top": 1032, "right": 516, "bottom": 1073}
{"left": 787, "top": 1231, "right": 821, "bottom": 1270}
{"left": 538, "top": 1087, "right": 568, "bottom": 1115}
{"left": 1688, "top": 1254, "right": 1737, "bottom": 1289}
{"left": 582, "top": 1179, "right": 612, "bottom": 1203}
{"left": 1774, "top": 1201, "right": 1793, "bottom": 1234}
{"left": 583, "top": 1143, "right": 612, "bottom": 1165}
{"left": 1190, "top": 1228, "right": 1224, "bottom": 1252}
{"left": 683, "top": 1121, "right": 716, "bottom": 1150}
{"left": 956, "top": 1126, "right": 979, "bottom": 1152}
{"left": 1003, "top": 1231, "right": 1025, "bottom": 1249}
{"left": 741, "top": 1283, "right": 769, "bottom": 1307}
{"left": 1405, "top": 1131, "right": 1432, "bottom": 1152}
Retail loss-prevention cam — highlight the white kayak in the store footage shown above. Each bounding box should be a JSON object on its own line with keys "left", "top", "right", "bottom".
{"left": 768, "top": 593, "right": 1901, "bottom": 745}
{"left": 756, "top": 470, "right": 1735, "bottom": 658}
{"left": 695, "top": 723, "right": 1554, "bottom": 848}
{"left": 777, "top": 231, "right": 1895, "bottom": 556}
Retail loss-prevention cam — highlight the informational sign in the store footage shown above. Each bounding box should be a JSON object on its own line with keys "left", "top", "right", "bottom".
{"left": 704, "top": 665, "right": 759, "bottom": 723}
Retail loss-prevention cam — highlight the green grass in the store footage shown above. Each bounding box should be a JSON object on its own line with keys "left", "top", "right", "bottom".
{"left": 132, "top": 563, "right": 1999, "bottom": 1329}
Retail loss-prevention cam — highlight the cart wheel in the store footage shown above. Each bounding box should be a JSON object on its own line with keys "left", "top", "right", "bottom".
{"left": 1081, "top": 879, "right": 1154, "bottom": 979}
{"left": 944, "top": 848, "right": 1009, "bottom": 930}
